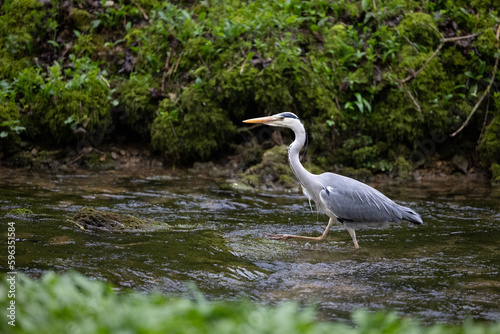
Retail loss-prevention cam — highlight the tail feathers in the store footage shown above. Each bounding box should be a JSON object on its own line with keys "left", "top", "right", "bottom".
{"left": 399, "top": 205, "right": 423, "bottom": 225}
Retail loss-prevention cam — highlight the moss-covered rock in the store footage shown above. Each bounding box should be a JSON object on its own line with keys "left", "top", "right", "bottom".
{"left": 7, "top": 208, "right": 34, "bottom": 216}
{"left": 71, "top": 207, "right": 169, "bottom": 231}
{"left": 9, "top": 149, "right": 64, "bottom": 171}
{"left": 241, "top": 145, "right": 297, "bottom": 189}
{"left": 82, "top": 152, "right": 117, "bottom": 171}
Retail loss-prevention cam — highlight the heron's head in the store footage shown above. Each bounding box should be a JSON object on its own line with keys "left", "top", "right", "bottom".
{"left": 242, "top": 112, "right": 301, "bottom": 128}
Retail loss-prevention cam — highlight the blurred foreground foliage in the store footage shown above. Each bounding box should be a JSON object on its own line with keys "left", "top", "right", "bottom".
{"left": 1, "top": 0, "right": 500, "bottom": 179}
{"left": 1, "top": 272, "right": 500, "bottom": 334}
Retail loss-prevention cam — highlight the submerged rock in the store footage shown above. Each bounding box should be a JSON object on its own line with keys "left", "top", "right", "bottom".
{"left": 241, "top": 145, "right": 298, "bottom": 190}
{"left": 71, "top": 207, "right": 169, "bottom": 231}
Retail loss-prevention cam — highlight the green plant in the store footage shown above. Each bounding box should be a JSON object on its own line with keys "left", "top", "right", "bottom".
{"left": 0, "top": 120, "right": 25, "bottom": 138}
{"left": 345, "top": 93, "right": 372, "bottom": 114}
{"left": 2, "top": 272, "right": 500, "bottom": 334}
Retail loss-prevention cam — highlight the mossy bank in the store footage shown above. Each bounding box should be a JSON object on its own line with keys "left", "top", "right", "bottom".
{"left": 1, "top": 0, "right": 500, "bottom": 183}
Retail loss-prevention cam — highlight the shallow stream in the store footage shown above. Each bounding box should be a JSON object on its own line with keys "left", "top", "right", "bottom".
{"left": 1, "top": 167, "right": 499, "bottom": 324}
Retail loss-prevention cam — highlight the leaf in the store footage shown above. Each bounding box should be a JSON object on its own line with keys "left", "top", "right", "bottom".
{"left": 355, "top": 101, "right": 364, "bottom": 113}
{"left": 158, "top": 10, "right": 167, "bottom": 21}
{"left": 0, "top": 131, "right": 8, "bottom": 138}
{"left": 91, "top": 19, "right": 101, "bottom": 30}
{"left": 48, "top": 40, "right": 60, "bottom": 48}
{"left": 363, "top": 99, "right": 372, "bottom": 113}
{"left": 11, "top": 126, "right": 26, "bottom": 134}
{"left": 181, "top": 9, "right": 191, "bottom": 20}
{"left": 344, "top": 101, "right": 354, "bottom": 111}
{"left": 64, "top": 116, "right": 74, "bottom": 125}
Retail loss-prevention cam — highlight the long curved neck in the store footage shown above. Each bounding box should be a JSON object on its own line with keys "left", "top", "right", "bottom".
{"left": 288, "top": 122, "right": 314, "bottom": 187}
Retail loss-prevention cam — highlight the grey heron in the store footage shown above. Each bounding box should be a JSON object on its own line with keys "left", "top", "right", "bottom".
{"left": 243, "top": 112, "right": 423, "bottom": 249}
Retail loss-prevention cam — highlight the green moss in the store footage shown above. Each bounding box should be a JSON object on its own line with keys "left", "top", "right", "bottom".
{"left": 70, "top": 8, "right": 94, "bottom": 32}
{"left": 324, "top": 24, "right": 351, "bottom": 55}
{"left": 240, "top": 173, "right": 260, "bottom": 188}
{"left": 479, "top": 114, "right": 500, "bottom": 167}
{"left": 0, "top": 0, "right": 44, "bottom": 54}
{"left": 397, "top": 12, "right": 439, "bottom": 47}
{"left": 151, "top": 87, "right": 236, "bottom": 162}
{"left": 0, "top": 0, "right": 44, "bottom": 78}
{"left": 72, "top": 34, "right": 106, "bottom": 57}
{"left": 469, "top": 0, "right": 500, "bottom": 11}
{"left": 491, "top": 163, "right": 500, "bottom": 184}
{"left": 336, "top": 166, "right": 373, "bottom": 182}
{"left": 82, "top": 152, "right": 117, "bottom": 171}
{"left": 441, "top": 47, "right": 468, "bottom": 67}
{"left": 393, "top": 156, "right": 413, "bottom": 181}
{"left": 135, "top": 0, "right": 155, "bottom": 11}
{"left": 241, "top": 145, "right": 297, "bottom": 189}
{"left": 71, "top": 207, "right": 168, "bottom": 231}
{"left": 117, "top": 74, "right": 158, "bottom": 129}
{"left": 0, "top": 100, "right": 22, "bottom": 151}
{"left": 0, "top": 101, "right": 18, "bottom": 123}
{"left": 48, "top": 87, "right": 110, "bottom": 143}
{"left": 15, "top": 56, "right": 113, "bottom": 144}
{"left": 8, "top": 208, "right": 34, "bottom": 216}
{"left": 31, "top": 150, "right": 64, "bottom": 171}
{"left": 472, "top": 28, "right": 498, "bottom": 58}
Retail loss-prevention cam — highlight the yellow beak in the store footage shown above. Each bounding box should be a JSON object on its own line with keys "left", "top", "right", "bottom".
{"left": 242, "top": 116, "right": 277, "bottom": 124}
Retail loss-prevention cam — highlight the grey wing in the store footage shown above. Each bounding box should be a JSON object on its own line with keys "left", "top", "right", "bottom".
{"left": 318, "top": 174, "right": 422, "bottom": 224}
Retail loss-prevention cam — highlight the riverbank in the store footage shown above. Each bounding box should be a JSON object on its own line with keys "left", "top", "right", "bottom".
{"left": 1, "top": 1, "right": 500, "bottom": 183}
{"left": 0, "top": 140, "right": 492, "bottom": 192}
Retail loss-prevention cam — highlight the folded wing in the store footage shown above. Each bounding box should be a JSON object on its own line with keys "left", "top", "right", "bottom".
{"left": 318, "top": 173, "right": 422, "bottom": 225}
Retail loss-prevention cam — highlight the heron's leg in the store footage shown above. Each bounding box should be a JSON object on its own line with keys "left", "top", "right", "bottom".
{"left": 344, "top": 226, "right": 359, "bottom": 249}
{"left": 267, "top": 218, "right": 335, "bottom": 242}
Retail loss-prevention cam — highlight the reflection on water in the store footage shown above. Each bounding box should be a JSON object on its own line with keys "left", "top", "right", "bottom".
{"left": 0, "top": 167, "right": 499, "bottom": 324}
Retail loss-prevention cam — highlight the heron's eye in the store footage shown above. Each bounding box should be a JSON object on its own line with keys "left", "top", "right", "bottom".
{"left": 279, "top": 116, "right": 285, "bottom": 120}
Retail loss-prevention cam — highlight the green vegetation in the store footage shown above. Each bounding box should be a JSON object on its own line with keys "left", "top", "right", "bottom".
{"left": 1, "top": 0, "right": 500, "bottom": 180}
{"left": 1, "top": 272, "right": 500, "bottom": 334}
{"left": 7, "top": 208, "right": 34, "bottom": 216}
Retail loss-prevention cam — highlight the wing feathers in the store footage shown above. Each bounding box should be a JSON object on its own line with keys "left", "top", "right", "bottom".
{"left": 318, "top": 174, "right": 422, "bottom": 225}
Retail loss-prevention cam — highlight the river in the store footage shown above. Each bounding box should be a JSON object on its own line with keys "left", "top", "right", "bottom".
{"left": 0, "top": 167, "right": 499, "bottom": 324}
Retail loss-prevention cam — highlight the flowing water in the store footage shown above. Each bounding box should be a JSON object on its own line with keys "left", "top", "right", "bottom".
{"left": 0, "top": 167, "right": 499, "bottom": 324}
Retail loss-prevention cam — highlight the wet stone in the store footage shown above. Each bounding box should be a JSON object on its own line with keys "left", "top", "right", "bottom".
{"left": 71, "top": 207, "right": 169, "bottom": 231}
